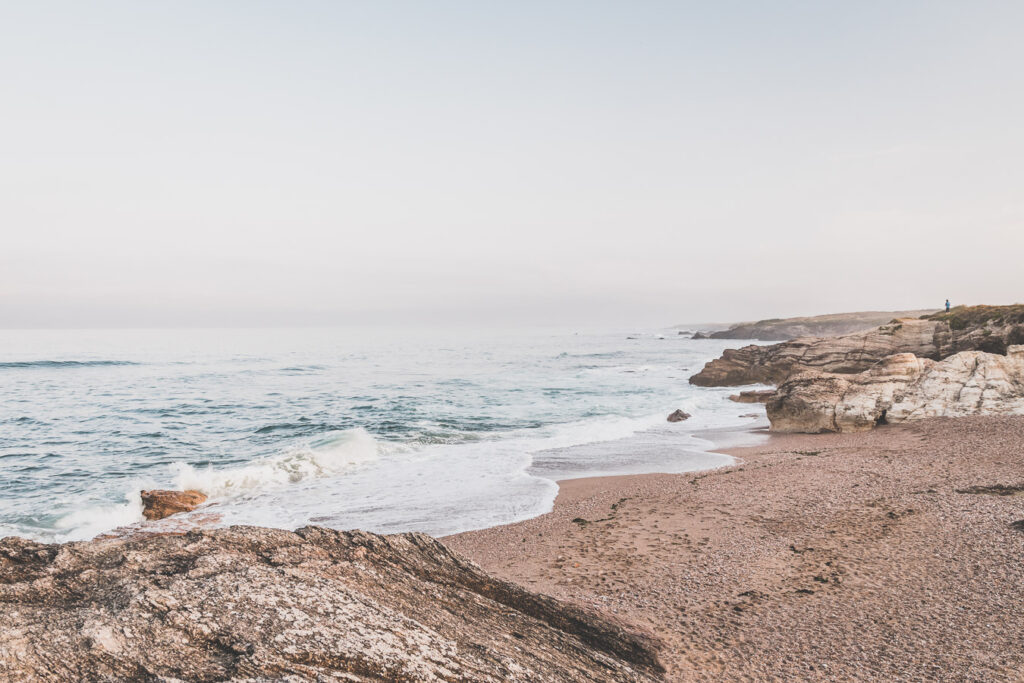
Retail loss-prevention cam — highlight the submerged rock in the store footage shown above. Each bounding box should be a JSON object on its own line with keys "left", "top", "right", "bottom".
{"left": 728, "top": 390, "right": 776, "bottom": 403}
{"left": 667, "top": 409, "right": 691, "bottom": 422}
{"left": 766, "top": 347, "right": 1024, "bottom": 433}
{"left": 0, "top": 526, "right": 663, "bottom": 681}
{"left": 140, "top": 489, "right": 207, "bottom": 520}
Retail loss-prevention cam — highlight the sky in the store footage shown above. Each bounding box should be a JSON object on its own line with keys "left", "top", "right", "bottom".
{"left": 1, "top": 1, "right": 1022, "bottom": 328}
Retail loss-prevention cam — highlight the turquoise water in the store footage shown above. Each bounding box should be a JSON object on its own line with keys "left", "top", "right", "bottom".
{"left": 0, "top": 327, "right": 765, "bottom": 541}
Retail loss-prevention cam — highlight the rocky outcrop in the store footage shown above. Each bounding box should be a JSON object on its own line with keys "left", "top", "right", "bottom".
{"left": 709, "top": 310, "right": 937, "bottom": 341}
{"left": 141, "top": 489, "right": 207, "bottom": 520}
{"left": 766, "top": 353, "right": 929, "bottom": 433}
{"left": 766, "top": 347, "right": 1024, "bottom": 433}
{"left": 690, "top": 318, "right": 941, "bottom": 386}
{"left": 691, "top": 305, "right": 1024, "bottom": 388}
{"left": 0, "top": 526, "right": 662, "bottom": 681}
{"left": 728, "top": 390, "right": 776, "bottom": 403}
{"left": 927, "top": 304, "right": 1024, "bottom": 356}
{"left": 666, "top": 409, "right": 691, "bottom": 422}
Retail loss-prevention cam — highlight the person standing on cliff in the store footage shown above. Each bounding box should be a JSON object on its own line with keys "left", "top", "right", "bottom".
{"left": 945, "top": 299, "right": 951, "bottom": 312}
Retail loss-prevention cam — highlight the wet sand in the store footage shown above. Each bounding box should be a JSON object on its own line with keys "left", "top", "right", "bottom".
{"left": 445, "top": 416, "right": 1024, "bottom": 681}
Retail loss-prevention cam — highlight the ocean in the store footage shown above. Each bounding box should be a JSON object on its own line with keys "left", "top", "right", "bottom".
{"left": 0, "top": 327, "right": 767, "bottom": 542}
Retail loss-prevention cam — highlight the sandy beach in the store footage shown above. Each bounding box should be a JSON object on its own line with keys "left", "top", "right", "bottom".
{"left": 445, "top": 416, "right": 1024, "bottom": 681}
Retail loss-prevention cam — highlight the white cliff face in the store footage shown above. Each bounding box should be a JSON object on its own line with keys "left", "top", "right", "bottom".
{"left": 767, "top": 347, "right": 1024, "bottom": 433}
{"left": 888, "top": 346, "right": 1024, "bottom": 422}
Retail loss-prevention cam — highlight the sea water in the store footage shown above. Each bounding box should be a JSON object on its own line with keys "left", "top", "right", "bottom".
{"left": 0, "top": 327, "right": 767, "bottom": 542}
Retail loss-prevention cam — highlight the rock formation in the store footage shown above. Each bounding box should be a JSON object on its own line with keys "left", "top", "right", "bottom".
{"left": 690, "top": 318, "right": 941, "bottom": 386}
{"left": 709, "top": 309, "right": 938, "bottom": 341}
{"left": 927, "top": 304, "right": 1024, "bottom": 356}
{"left": 765, "top": 353, "right": 929, "bottom": 433}
{"left": 0, "top": 526, "right": 663, "bottom": 681}
{"left": 140, "top": 489, "right": 207, "bottom": 520}
{"left": 766, "top": 347, "right": 1024, "bottom": 433}
{"left": 691, "top": 306, "right": 1024, "bottom": 387}
{"left": 666, "top": 409, "right": 691, "bottom": 422}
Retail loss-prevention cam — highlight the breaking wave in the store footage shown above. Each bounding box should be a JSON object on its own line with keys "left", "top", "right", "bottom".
{"left": 172, "top": 428, "right": 384, "bottom": 498}
{"left": 53, "top": 488, "right": 146, "bottom": 542}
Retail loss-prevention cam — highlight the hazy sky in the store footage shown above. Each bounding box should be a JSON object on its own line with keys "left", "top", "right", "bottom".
{"left": 2, "top": 1, "right": 1022, "bottom": 328}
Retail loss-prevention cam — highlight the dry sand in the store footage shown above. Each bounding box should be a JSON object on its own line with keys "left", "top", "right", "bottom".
{"left": 445, "top": 416, "right": 1024, "bottom": 681}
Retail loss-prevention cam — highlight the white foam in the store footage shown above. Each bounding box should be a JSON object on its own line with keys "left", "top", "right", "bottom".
{"left": 172, "top": 428, "right": 382, "bottom": 498}
{"left": 53, "top": 488, "right": 146, "bottom": 541}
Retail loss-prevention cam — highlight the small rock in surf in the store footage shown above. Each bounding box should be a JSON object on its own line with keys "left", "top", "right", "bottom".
{"left": 141, "top": 489, "right": 208, "bottom": 521}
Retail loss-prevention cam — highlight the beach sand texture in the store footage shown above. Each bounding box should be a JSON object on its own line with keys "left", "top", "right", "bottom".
{"left": 446, "top": 416, "right": 1024, "bottom": 681}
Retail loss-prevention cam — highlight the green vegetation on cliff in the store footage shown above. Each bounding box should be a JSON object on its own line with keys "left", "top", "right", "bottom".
{"left": 925, "top": 304, "right": 1024, "bottom": 331}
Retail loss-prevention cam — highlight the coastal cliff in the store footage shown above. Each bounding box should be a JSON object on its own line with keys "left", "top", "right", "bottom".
{"left": 691, "top": 305, "right": 1024, "bottom": 433}
{"left": 690, "top": 305, "right": 1024, "bottom": 387}
{"left": 690, "top": 318, "right": 940, "bottom": 386}
{"left": 0, "top": 526, "right": 662, "bottom": 681}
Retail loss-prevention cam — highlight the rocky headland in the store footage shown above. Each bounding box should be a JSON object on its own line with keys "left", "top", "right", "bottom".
{"left": 0, "top": 526, "right": 662, "bottom": 681}
{"left": 690, "top": 317, "right": 941, "bottom": 386}
{"left": 691, "top": 305, "right": 1024, "bottom": 433}
{"left": 690, "top": 305, "right": 1024, "bottom": 388}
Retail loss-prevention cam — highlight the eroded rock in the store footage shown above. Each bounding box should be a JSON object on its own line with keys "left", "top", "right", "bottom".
{"left": 767, "top": 347, "right": 1024, "bottom": 433}
{"left": 0, "top": 526, "right": 663, "bottom": 681}
{"left": 667, "top": 409, "right": 691, "bottom": 422}
{"left": 140, "top": 489, "right": 207, "bottom": 520}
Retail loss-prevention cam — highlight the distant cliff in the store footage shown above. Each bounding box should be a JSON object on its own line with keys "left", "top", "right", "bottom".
{"left": 707, "top": 309, "right": 937, "bottom": 341}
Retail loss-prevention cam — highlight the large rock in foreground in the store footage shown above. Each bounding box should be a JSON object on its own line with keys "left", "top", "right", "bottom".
{"left": 0, "top": 526, "right": 662, "bottom": 681}
{"left": 767, "top": 347, "right": 1024, "bottom": 433}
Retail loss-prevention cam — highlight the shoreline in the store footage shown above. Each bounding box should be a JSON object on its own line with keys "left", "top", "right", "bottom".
{"left": 444, "top": 416, "right": 1024, "bottom": 680}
